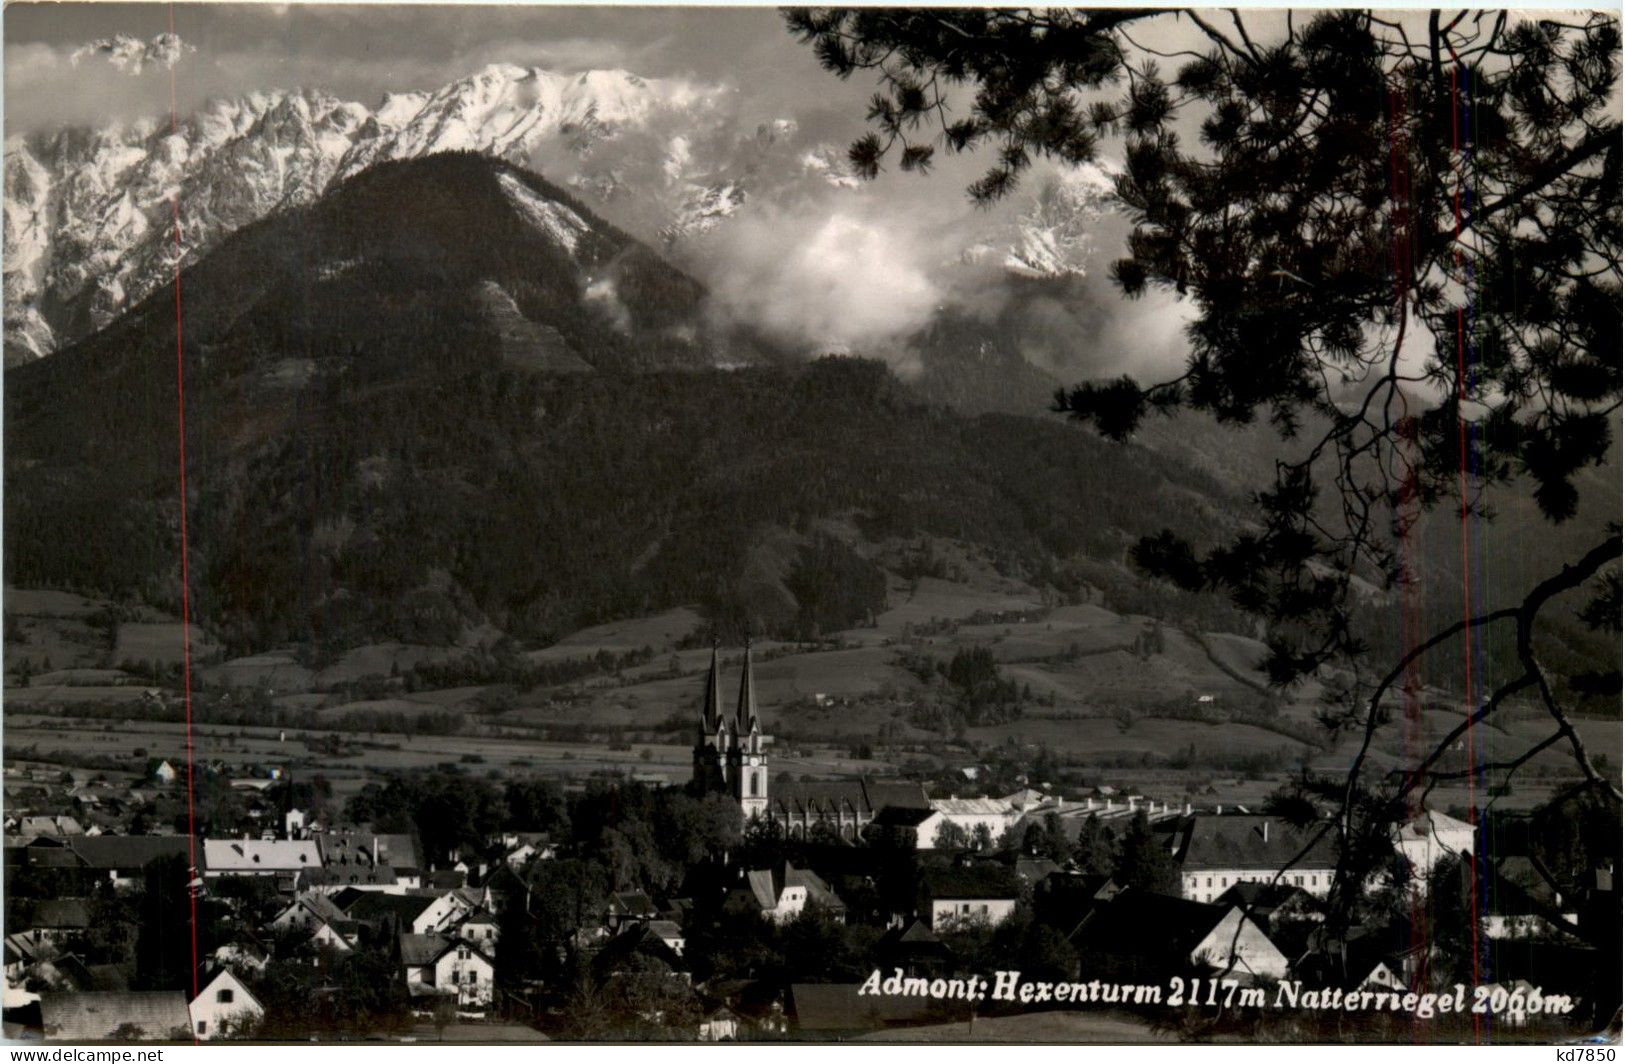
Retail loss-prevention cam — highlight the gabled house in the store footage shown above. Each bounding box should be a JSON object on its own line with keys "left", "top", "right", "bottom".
{"left": 67, "top": 836, "right": 190, "bottom": 891}
{"left": 737, "top": 863, "right": 845, "bottom": 924}
{"left": 306, "top": 920, "right": 355, "bottom": 953}
{"left": 1071, "top": 889, "right": 1290, "bottom": 981}
{"left": 591, "top": 923, "right": 689, "bottom": 982}
{"left": 919, "top": 864, "right": 1021, "bottom": 930}
{"left": 21, "top": 899, "right": 93, "bottom": 945}
{"left": 399, "top": 934, "right": 494, "bottom": 1009}
{"left": 341, "top": 890, "right": 468, "bottom": 938}
{"left": 188, "top": 968, "right": 263, "bottom": 1040}
{"left": 266, "top": 893, "right": 347, "bottom": 936}
{"left": 605, "top": 890, "right": 659, "bottom": 930}
{"left": 454, "top": 910, "right": 500, "bottom": 952}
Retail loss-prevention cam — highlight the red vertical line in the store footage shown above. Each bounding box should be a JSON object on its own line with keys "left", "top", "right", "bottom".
{"left": 1388, "top": 80, "right": 1427, "bottom": 1024}
{"left": 1448, "top": 54, "right": 1483, "bottom": 1040}
{"left": 166, "top": 0, "right": 202, "bottom": 1024}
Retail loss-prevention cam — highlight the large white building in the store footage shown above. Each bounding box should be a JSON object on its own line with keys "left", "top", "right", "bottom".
{"left": 1172, "top": 815, "right": 1340, "bottom": 904}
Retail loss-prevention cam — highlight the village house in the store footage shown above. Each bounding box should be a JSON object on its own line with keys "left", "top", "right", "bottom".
{"left": 341, "top": 889, "right": 471, "bottom": 938}
{"left": 737, "top": 862, "right": 845, "bottom": 924}
{"left": 919, "top": 864, "right": 1021, "bottom": 930}
{"left": 927, "top": 796, "right": 1022, "bottom": 843}
{"left": 1172, "top": 815, "right": 1340, "bottom": 903}
{"left": 1072, "top": 889, "right": 1291, "bottom": 982}
{"left": 67, "top": 836, "right": 190, "bottom": 892}
{"left": 201, "top": 838, "right": 321, "bottom": 886}
{"left": 399, "top": 934, "right": 494, "bottom": 1009}
{"left": 266, "top": 892, "right": 347, "bottom": 936}
{"left": 865, "top": 805, "right": 940, "bottom": 849}
{"left": 17, "top": 816, "right": 85, "bottom": 837}
{"left": 455, "top": 910, "right": 501, "bottom": 952}
{"left": 188, "top": 968, "right": 263, "bottom": 1040}
{"left": 1391, "top": 808, "right": 1477, "bottom": 889}
{"left": 605, "top": 890, "right": 660, "bottom": 930}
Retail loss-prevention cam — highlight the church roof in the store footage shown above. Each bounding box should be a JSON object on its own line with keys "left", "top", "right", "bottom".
{"left": 770, "top": 778, "right": 930, "bottom": 818}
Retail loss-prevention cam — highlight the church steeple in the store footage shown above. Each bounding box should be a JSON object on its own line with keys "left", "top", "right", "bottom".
{"left": 736, "top": 638, "right": 760, "bottom": 736}
{"left": 699, "top": 641, "right": 723, "bottom": 736}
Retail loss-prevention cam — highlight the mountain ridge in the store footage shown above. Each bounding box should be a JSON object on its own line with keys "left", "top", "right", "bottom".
{"left": 4, "top": 62, "right": 1114, "bottom": 364}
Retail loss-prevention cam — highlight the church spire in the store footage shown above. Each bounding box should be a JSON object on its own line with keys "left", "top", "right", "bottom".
{"left": 699, "top": 641, "right": 723, "bottom": 735}
{"left": 736, "top": 637, "right": 760, "bottom": 735}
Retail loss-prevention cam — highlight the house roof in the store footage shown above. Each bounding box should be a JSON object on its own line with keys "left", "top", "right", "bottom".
{"left": 930, "top": 797, "right": 1016, "bottom": 817}
{"left": 343, "top": 891, "right": 438, "bottom": 927}
{"left": 202, "top": 838, "right": 320, "bottom": 873}
{"left": 314, "top": 831, "right": 420, "bottom": 870}
{"left": 398, "top": 933, "right": 455, "bottom": 968}
{"left": 608, "top": 890, "right": 658, "bottom": 918}
{"left": 921, "top": 864, "right": 1021, "bottom": 901}
{"left": 39, "top": 992, "right": 191, "bottom": 1042}
{"left": 1172, "top": 815, "right": 1339, "bottom": 872}
{"left": 19, "top": 816, "right": 84, "bottom": 836}
{"left": 871, "top": 806, "right": 937, "bottom": 828}
{"left": 1214, "top": 881, "right": 1321, "bottom": 919}
{"left": 1071, "top": 889, "right": 1241, "bottom": 962}
{"left": 68, "top": 836, "right": 189, "bottom": 871}
{"left": 769, "top": 778, "right": 930, "bottom": 818}
{"left": 591, "top": 923, "right": 687, "bottom": 976}
{"left": 647, "top": 919, "right": 684, "bottom": 941}
{"left": 298, "top": 864, "right": 397, "bottom": 889}
{"left": 744, "top": 863, "right": 845, "bottom": 912}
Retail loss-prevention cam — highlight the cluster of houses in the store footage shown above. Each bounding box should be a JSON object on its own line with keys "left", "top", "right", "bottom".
{"left": 0, "top": 650, "right": 1609, "bottom": 1041}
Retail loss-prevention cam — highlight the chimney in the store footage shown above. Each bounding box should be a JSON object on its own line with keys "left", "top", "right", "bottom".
{"left": 1263, "top": 820, "right": 1269, "bottom": 843}
{"left": 373, "top": 836, "right": 380, "bottom": 865}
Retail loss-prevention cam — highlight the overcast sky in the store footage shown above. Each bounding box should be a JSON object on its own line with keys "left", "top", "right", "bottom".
{"left": 3, "top": 4, "right": 880, "bottom": 137}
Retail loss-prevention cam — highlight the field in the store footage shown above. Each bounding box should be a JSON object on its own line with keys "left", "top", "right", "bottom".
{"left": 5, "top": 543, "right": 1615, "bottom": 814}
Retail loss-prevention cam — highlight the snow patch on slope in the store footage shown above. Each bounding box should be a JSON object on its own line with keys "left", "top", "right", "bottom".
{"left": 498, "top": 170, "right": 591, "bottom": 253}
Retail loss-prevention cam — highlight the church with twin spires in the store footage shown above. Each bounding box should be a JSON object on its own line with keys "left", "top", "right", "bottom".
{"left": 691, "top": 642, "right": 770, "bottom": 820}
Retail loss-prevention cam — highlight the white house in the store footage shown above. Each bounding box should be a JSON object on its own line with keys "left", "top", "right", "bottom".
{"left": 1074, "top": 891, "right": 1291, "bottom": 981}
{"left": 455, "top": 910, "right": 500, "bottom": 952}
{"left": 741, "top": 863, "right": 845, "bottom": 924}
{"left": 921, "top": 865, "right": 1021, "bottom": 930}
{"left": 1392, "top": 809, "right": 1477, "bottom": 888}
{"left": 188, "top": 968, "right": 263, "bottom": 1040}
{"left": 400, "top": 934, "right": 494, "bottom": 1010}
{"left": 202, "top": 838, "right": 321, "bottom": 879}
{"left": 266, "top": 893, "right": 345, "bottom": 935}
{"left": 928, "top": 796, "right": 1022, "bottom": 844}
{"left": 1174, "top": 816, "right": 1340, "bottom": 903}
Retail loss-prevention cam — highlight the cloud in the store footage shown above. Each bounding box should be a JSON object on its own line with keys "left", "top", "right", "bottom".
{"left": 700, "top": 197, "right": 954, "bottom": 362}
{"left": 70, "top": 32, "right": 192, "bottom": 75}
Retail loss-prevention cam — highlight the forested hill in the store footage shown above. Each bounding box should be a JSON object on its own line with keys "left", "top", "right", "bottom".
{"left": 5, "top": 342, "right": 1256, "bottom": 655}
